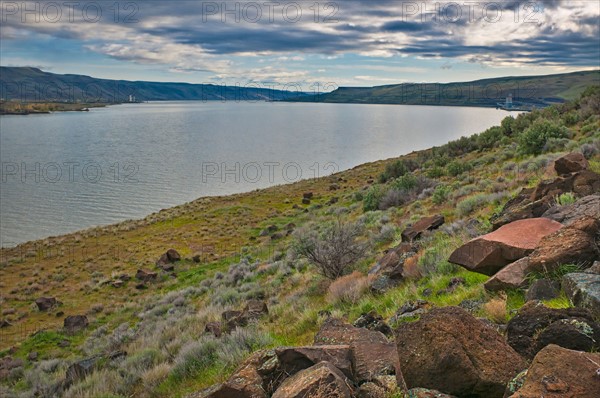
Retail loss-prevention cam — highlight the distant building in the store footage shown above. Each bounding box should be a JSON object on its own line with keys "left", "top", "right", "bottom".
{"left": 505, "top": 93, "right": 513, "bottom": 108}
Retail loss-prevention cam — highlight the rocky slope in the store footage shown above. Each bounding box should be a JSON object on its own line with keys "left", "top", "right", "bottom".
{"left": 0, "top": 87, "right": 599, "bottom": 397}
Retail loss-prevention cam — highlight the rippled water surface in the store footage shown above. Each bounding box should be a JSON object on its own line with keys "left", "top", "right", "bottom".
{"left": 0, "top": 101, "right": 518, "bottom": 246}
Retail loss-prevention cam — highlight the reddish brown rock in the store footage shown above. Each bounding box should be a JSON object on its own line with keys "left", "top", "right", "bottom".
{"left": 271, "top": 361, "right": 352, "bottom": 398}
{"left": 491, "top": 170, "right": 600, "bottom": 229}
{"left": 542, "top": 195, "right": 600, "bottom": 226}
{"left": 221, "top": 310, "right": 247, "bottom": 330}
{"left": 449, "top": 218, "right": 563, "bottom": 276}
{"left": 527, "top": 216, "right": 600, "bottom": 273}
{"left": 571, "top": 170, "right": 600, "bottom": 196}
{"left": 205, "top": 351, "right": 269, "bottom": 398}
{"left": 314, "top": 318, "right": 405, "bottom": 388}
{"left": 507, "top": 345, "right": 600, "bottom": 398}
{"left": 157, "top": 249, "right": 181, "bottom": 271}
{"left": 369, "top": 242, "right": 417, "bottom": 280}
{"left": 554, "top": 152, "right": 589, "bottom": 175}
{"left": 204, "top": 322, "right": 222, "bottom": 338}
{"left": 35, "top": 297, "right": 58, "bottom": 311}
{"left": 244, "top": 299, "right": 268, "bottom": 319}
{"left": 401, "top": 215, "right": 445, "bottom": 242}
{"left": 396, "top": 306, "right": 525, "bottom": 398}
{"left": 531, "top": 170, "right": 600, "bottom": 202}
{"left": 275, "top": 345, "right": 352, "bottom": 379}
{"left": 484, "top": 258, "right": 530, "bottom": 292}
{"left": 136, "top": 269, "right": 158, "bottom": 282}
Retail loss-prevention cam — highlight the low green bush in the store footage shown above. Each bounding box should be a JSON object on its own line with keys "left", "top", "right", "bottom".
{"left": 447, "top": 161, "right": 472, "bottom": 176}
{"left": 518, "top": 118, "right": 569, "bottom": 155}
{"left": 432, "top": 184, "right": 452, "bottom": 205}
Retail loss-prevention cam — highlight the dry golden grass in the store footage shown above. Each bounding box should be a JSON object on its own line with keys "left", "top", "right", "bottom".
{"left": 483, "top": 292, "right": 508, "bottom": 324}
{"left": 0, "top": 158, "right": 387, "bottom": 349}
{"left": 141, "top": 362, "right": 172, "bottom": 395}
{"left": 326, "top": 271, "right": 370, "bottom": 304}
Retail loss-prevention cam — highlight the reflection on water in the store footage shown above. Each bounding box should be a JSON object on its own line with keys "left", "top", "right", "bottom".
{"left": 0, "top": 101, "right": 518, "bottom": 246}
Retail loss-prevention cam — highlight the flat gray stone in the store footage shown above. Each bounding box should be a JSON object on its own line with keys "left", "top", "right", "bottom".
{"left": 563, "top": 272, "right": 600, "bottom": 317}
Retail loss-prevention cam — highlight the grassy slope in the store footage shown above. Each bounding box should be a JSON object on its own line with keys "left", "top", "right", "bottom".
{"left": 0, "top": 89, "right": 599, "bottom": 397}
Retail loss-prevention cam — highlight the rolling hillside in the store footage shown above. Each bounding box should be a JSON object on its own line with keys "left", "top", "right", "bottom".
{"left": 288, "top": 70, "right": 600, "bottom": 108}
{"left": 0, "top": 67, "right": 306, "bottom": 103}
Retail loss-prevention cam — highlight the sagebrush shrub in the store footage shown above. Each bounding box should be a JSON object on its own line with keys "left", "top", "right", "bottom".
{"left": 293, "top": 220, "right": 368, "bottom": 279}
{"left": 518, "top": 118, "right": 569, "bottom": 155}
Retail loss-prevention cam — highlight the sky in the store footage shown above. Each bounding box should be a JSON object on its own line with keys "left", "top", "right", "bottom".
{"left": 1, "top": 0, "right": 599, "bottom": 90}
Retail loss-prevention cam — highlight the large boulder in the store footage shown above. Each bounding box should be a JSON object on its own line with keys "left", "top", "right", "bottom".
{"left": 136, "top": 269, "right": 158, "bottom": 282}
{"left": 506, "top": 345, "right": 600, "bottom": 398}
{"left": 532, "top": 170, "right": 600, "bottom": 204}
{"left": 491, "top": 170, "right": 600, "bottom": 229}
{"left": 542, "top": 195, "right": 600, "bottom": 226}
{"left": 484, "top": 258, "right": 530, "bottom": 292}
{"left": 314, "top": 318, "right": 405, "bottom": 388}
{"left": 271, "top": 361, "right": 352, "bottom": 398}
{"left": 244, "top": 299, "right": 268, "bottom": 319}
{"left": 526, "top": 216, "right": 599, "bottom": 273}
{"left": 506, "top": 302, "right": 600, "bottom": 358}
{"left": 449, "top": 218, "right": 562, "bottom": 276}
{"left": 395, "top": 306, "right": 525, "bottom": 398}
{"left": 64, "top": 356, "right": 100, "bottom": 387}
{"left": 525, "top": 279, "right": 560, "bottom": 301}
{"left": 203, "top": 351, "right": 270, "bottom": 398}
{"left": 401, "top": 215, "right": 445, "bottom": 242}
{"left": 221, "top": 310, "right": 248, "bottom": 330}
{"left": 554, "top": 152, "right": 589, "bottom": 175}
{"left": 275, "top": 345, "right": 352, "bottom": 380}
{"left": 197, "top": 346, "right": 354, "bottom": 398}
{"left": 369, "top": 242, "right": 417, "bottom": 281}
{"left": 35, "top": 297, "right": 58, "bottom": 311}
{"left": 490, "top": 187, "right": 550, "bottom": 229}
{"left": 63, "top": 315, "right": 89, "bottom": 334}
{"left": 562, "top": 268, "right": 600, "bottom": 317}
{"left": 222, "top": 300, "right": 268, "bottom": 331}
{"left": 156, "top": 249, "right": 181, "bottom": 271}
{"left": 486, "top": 217, "right": 600, "bottom": 292}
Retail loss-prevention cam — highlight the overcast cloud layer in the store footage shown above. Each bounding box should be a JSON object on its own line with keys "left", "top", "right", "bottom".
{"left": 1, "top": 1, "right": 599, "bottom": 86}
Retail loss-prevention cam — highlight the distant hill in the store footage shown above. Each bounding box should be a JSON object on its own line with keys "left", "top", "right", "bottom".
{"left": 0, "top": 67, "right": 306, "bottom": 102}
{"left": 287, "top": 70, "right": 600, "bottom": 108}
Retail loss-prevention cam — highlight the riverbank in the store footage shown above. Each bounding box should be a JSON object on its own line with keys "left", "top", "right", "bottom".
{"left": 0, "top": 101, "right": 113, "bottom": 115}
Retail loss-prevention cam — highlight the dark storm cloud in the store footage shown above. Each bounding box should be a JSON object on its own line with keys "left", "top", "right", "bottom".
{"left": 381, "top": 20, "right": 428, "bottom": 32}
{"left": 399, "top": 29, "right": 600, "bottom": 66}
{"left": 2, "top": 0, "right": 599, "bottom": 67}
{"left": 140, "top": 24, "right": 364, "bottom": 54}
